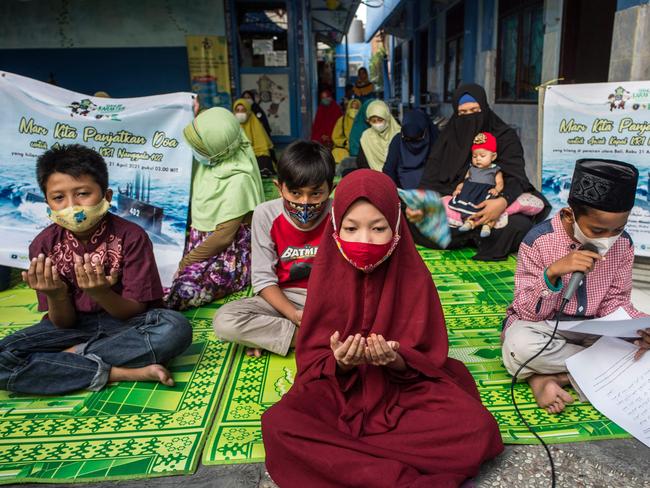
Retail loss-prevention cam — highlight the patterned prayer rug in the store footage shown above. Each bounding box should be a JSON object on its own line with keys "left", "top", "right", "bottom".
{"left": 0, "top": 282, "right": 237, "bottom": 484}
{"left": 202, "top": 247, "right": 629, "bottom": 465}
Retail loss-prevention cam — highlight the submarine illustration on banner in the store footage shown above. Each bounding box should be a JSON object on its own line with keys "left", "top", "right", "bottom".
{"left": 116, "top": 171, "right": 176, "bottom": 245}
{"left": 0, "top": 171, "right": 177, "bottom": 245}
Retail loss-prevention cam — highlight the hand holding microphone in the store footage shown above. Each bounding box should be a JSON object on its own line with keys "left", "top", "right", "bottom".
{"left": 546, "top": 243, "right": 601, "bottom": 304}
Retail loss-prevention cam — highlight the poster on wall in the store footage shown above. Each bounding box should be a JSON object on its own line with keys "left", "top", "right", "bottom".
{"left": 0, "top": 71, "right": 194, "bottom": 286}
{"left": 240, "top": 73, "right": 291, "bottom": 136}
{"left": 186, "top": 35, "right": 231, "bottom": 110}
{"left": 542, "top": 81, "right": 650, "bottom": 256}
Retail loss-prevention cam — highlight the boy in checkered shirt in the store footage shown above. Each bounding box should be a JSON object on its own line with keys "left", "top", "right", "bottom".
{"left": 502, "top": 159, "right": 649, "bottom": 414}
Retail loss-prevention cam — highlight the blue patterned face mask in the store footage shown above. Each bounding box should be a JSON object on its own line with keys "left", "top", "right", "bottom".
{"left": 283, "top": 198, "right": 326, "bottom": 225}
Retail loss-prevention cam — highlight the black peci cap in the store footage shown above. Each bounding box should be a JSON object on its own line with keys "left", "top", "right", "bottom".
{"left": 568, "top": 159, "right": 639, "bottom": 213}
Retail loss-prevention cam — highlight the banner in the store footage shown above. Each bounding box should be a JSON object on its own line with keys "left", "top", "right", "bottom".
{"left": 542, "top": 81, "right": 650, "bottom": 256}
{"left": 0, "top": 71, "right": 194, "bottom": 286}
{"left": 186, "top": 35, "right": 231, "bottom": 110}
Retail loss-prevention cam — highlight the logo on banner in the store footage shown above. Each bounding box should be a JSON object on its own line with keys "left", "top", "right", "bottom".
{"left": 67, "top": 98, "right": 124, "bottom": 121}
{"left": 607, "top": 87, "right": 631, "bottom": 111}
{"left": 606, "top": 86, "right": 650, "bottom": 112}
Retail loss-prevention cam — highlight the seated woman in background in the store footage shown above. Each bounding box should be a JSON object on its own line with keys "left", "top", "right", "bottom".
{"left": 331, "top": 98, "right": 361, "bottom": 164}
{"left": 311, "top": 89, "right": 342, "bottom": 149}
{"left": 233, "top": 98, "right": 275, "bottom": 177}
{"left": 352, "top": 67, "right": 375, "bottom": 102}
{"left": 357, "top": 99, "right": 401, "bottom": 173}
{"left": 383, "top": 109, "right": 439, "bottom": 189}
{"left": 405, "top": 84, "right": 549, "bottom": 261}
{"left": 241, "top": 90, "right": 272, "bottom": 138}
{"left": 347, "top": 99, "right": 372, "bottom": 159}
{"left": 165, "top": 108, "right": 265, "bottom": 310}
{"left": 336, "top": 98, "right": 373, "bottom": 176}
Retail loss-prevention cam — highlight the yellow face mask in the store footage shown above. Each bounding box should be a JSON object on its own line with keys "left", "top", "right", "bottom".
{"left": 47, "top": 199, "right": 110, "bottom": 233}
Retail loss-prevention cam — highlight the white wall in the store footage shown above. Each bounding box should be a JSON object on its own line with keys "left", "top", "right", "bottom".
{"left": 609, "top": 4, "right": 650, "bottom": 81}
{"left": 541, "top": 0, "right": 563, "bottom": 84}
{"left": 0, "top": 0, "right": 225, "bottom": 49}
{"left": 491, "top": 103, "right": 540, "bottom": 187}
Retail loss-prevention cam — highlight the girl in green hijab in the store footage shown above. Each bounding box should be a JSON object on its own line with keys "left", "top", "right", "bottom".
{"left": 358, "top": 99, "right": 401, "bottom": 171}
{"left": 165, "top": 107, "right": 265, "bottom": 310}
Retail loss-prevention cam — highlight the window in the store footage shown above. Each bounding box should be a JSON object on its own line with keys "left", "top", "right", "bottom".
{"left": 444, "top": 3, "right": 464, "bottom": 102}
{"left": 236, "top": 3, "right": 288, "bottom": 68}
{"left": 496, "top": 0, "right": 543, "bottom": 102}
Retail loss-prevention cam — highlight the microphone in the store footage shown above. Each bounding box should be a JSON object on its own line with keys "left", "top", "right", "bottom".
{"left": 561, "top": 242, "right": 599, "bottom": 305}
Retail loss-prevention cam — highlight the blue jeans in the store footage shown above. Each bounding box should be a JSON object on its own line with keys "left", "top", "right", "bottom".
{"left": 0, "top": 266, "right": 11, "bottom": 291}
{"left": 0, "top": 308, "right": 192, "bottom": 395}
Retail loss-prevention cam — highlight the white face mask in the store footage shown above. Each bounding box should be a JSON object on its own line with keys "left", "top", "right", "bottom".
{"left": 192, "top": 148, "right": 211, "bottom": 166}
{"left": 235, "top": 112, "right": 248, "bottom": 123}
{"left": 572, "top": 220, "right": 622, "bottom": 255}
{"left": 371, "top": 122, "right": 387, "bottom": 133}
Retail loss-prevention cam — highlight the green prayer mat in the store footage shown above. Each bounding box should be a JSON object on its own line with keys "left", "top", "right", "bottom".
{"left": 203, "top": 247, "right": 628, "bottom": 466}
{"left": 262, "top": 178, "right": 279, "bottom": 201}
{"left": 0, "top": 283, "right": 236, "bottom": 484}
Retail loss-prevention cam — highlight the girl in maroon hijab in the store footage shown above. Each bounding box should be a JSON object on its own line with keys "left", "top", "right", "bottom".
{"left": 262, "top": 170, "right": 503, "bottom": 488}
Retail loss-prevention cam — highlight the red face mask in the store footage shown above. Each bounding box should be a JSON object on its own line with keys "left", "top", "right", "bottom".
{"left": 332, "top": 205, "right": 401, "bottom": 273}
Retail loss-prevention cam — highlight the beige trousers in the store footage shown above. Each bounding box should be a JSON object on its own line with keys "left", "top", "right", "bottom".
{"left": 502, "top": 319, "right": 599, "bottom": 380}
{"left": 212, "top": 287, "right": 307, "bottom": 356}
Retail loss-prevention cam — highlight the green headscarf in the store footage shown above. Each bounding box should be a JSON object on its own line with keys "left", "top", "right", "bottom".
{"left": 184, "top": 107, "right": 264, "bottom": 232}
{"left": 360, "top": 100, "right": 401, "bottom": 171}
{"left": 348, "top": 98, "right": 373, "bottom": 157}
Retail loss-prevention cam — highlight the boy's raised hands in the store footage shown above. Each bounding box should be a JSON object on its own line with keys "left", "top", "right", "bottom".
{"left": 74, "top": 253, "right": 119, "bottom": 297}
{"left": 22, "top": 254, "right": 67, "bottom": 299}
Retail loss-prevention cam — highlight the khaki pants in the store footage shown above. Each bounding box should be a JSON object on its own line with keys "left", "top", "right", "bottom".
{"left": 213, "top": 288, "right": 307, "bottom": 356}
{"left": 502, "top": 320, "right": 599, "bottom": 380}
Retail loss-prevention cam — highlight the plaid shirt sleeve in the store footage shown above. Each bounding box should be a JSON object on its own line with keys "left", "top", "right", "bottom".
{"left": 597, "top": 242, "right": 648, "bottom": 318}
{"left": 511, "top": 240, "right": 565, "bottom": 322}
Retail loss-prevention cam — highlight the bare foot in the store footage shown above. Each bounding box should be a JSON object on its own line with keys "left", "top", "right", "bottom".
{"left": 109, "top": 364, "right": 175, "bottom": 386}
{"left": 246, "top": 348, "right": 263, "bottom": 358}
{"left": 527, "top": 374, "right": 574, "bottom": 414}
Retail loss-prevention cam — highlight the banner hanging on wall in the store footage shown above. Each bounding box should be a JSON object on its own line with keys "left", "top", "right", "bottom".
{"left": 0, "top": 71, "right": 194, "bottom": 286}
{"left": 542, "top": 81, "right": 650, "bottom": 256}
{"left": 186, "top": 35, "right": 231, "bottom": 110}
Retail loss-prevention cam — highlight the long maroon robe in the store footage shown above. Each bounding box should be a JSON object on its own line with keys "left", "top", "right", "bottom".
{"left": 262, "top": 170, "right": 503, "bottom": 488}
{"left": 311, "top": 89, "right": 342, "bottom": 144}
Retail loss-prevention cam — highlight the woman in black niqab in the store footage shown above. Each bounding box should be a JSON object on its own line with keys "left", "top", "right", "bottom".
{"left": 408, "top": 83, "right": 550, "bottom": 260}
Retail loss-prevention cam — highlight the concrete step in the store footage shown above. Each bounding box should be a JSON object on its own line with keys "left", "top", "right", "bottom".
{"left": 633, "top": 259, "right": 650, "bottom": 288}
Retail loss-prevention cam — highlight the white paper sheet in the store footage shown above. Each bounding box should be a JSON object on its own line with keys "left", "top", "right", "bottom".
{"left": 545, "top": 307, "right": 649, "bottom": 337}
{"left": 566, "top": 337, "right": 650, "bottom": 448}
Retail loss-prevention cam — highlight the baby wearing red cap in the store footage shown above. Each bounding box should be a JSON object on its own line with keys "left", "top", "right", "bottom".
{"left": 449, "top": 132, "right": 504, "bottom": 237}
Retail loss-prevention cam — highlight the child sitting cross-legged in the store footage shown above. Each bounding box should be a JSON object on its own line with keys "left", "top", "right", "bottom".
{"left": 502, "top": 159, "right": 650, "bottom": 414}
{"left": 213, "top": 140, "right": 335, "bottom": 357}
{"left": 0, "top": 144, "right": 192, "bottom": 395}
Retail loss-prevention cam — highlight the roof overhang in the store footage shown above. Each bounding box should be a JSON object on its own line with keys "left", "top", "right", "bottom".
{"left": 310, "top": 0, "right": 361, "bottom": 46}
